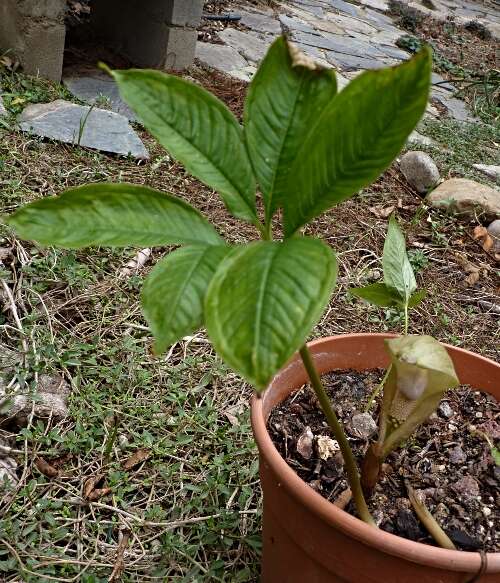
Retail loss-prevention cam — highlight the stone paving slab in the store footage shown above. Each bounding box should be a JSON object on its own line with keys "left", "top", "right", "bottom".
{"left": 63, "top": 72, "right": 139, "bottom": 122}
{"left": 18, "top": 100, "right": 149, "bottom": 159}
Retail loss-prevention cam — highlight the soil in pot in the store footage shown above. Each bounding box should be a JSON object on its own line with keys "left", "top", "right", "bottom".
{"left": 267, "top": 369, "right": 500, "bottom": 553}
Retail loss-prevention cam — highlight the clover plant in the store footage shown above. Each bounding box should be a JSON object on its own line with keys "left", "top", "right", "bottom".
{"left": 6, "top": 37, "right": 458, "bottom": 527}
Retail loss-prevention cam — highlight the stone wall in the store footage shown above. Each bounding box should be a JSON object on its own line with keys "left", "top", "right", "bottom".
{"left": 0, "top": 0, "right": 66, "bottom": 80}
{"left": 0, "top": 0, "right": 203, "bottom": 81}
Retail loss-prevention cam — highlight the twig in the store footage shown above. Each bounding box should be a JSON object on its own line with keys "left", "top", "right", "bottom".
{"left": 1, "top": 278, "right": 28, "bottom": 354}
{"left": 108, "top": 529, "right": 131, "bottom": 582}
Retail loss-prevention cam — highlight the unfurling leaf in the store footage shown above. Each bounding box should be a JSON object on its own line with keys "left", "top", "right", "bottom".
{"left": 7, "top": 184, "right": 222, "bottom": 248}
{"left": 142, "top": 244, "right": 232, "bottom": 353}
{"left": 112, "top": 69, "right": 258, "bottom": 225}
{"left": 380, "top": 335, "right": 459, "bottom": 457}
{"left": 382, "top": 215, "right": 416, "bottom": 303}
{"left": 205, "top": 238, "right": 337, "bottom": 390}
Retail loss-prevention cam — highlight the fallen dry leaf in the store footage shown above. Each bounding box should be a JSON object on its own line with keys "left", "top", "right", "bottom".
{"left": 84, "top": 473, "right": 105, "bottom": 498}
{"left": 465, "top": 270, "right": 480, "bottom": 286}
{"left": 224, "top": 411, "right": 239, "bottom": 426}
{"left": 51, "top": 452, "right": 73, "bottom": 468}
{"left": 35, "top": 457, "right": 58, "bottom": 478}
{"left": 369, "top": 205, "right": 395, "bottom": 219}
{"left": 296, "top": 426, "right": 314, "bottom": 460}
{"left": 473, "top": 226, "right": 494, "bottom": 252}
{"left": 87, "top": 487, "right": 112, "bottom": 501}
{"left": 122, "top": 448, "right": 151, "bottom": 470}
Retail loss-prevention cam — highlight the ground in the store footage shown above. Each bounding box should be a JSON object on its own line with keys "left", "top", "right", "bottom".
{"left": 0, "top": 0, "right": 499, "bottom": 581}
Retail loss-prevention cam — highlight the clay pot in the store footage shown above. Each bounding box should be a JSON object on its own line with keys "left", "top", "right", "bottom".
{"left": 251, "top": 333, "right": 500, "bottom": 583}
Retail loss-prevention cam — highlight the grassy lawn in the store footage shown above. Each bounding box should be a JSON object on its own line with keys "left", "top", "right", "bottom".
{"left": 0, "top": 56, "right": 499, "bottom": 582}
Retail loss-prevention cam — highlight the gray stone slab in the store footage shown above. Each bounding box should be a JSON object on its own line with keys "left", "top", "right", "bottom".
{"left": 279, "top": 14, "right": 319, "bottom": 34}
{"left": 324, "top": 12, "right": 379, "bottom": 35}
{"left": 239, "top": 10, "right": 282, "bottom": 34}
{"left": 407, "top": 130, "right": 438, "bottom": 148}
{"left": 432, "top": 94, "right": 478, "bottom": 123}
{"left": 356, "top": 0, "right": 389, "bottom": 11}
{"left": 196, "top": 42, "right": 249, "bottom": 73}
{"left": 326, "top": 51, "right": 385, "bottom": 70}
{"left": 63, "top": 73, "right": 138, "bottom": 122}
{"left": 218, "top": 28, "right": 272, "bottom": 64}
{"left": 329, "top": 0, "right": 362, "bottom": 17}
{"left": 376, "top": 44, "right": 410, "bottom": 60}
{"left": 362, "top": 7, "right": 400, "bottom": 29}
{"left": 431, "top": 72, "right": 454, "bottom": 92}
{"left": 292, "top": 29, "right": 387, "bottom": 58}
{"left": 18, "top": 100, "right": 149, "bottom": 159}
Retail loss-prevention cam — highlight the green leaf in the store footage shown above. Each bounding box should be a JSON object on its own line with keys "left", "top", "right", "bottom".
{"left": 142, "top": 245, "right": 231, "bottom": 353}
{"left": 111, "top": 69, "right": 257, "bottom": 224}
{"left": 244, "top": 37, "right": 337, "bottom": 223}
{"left": 408, "top": 289, "right": 426, "bottom": 308}
{"left": 382, "top": 215, "right": 417, "bottom": 303}
{"left": 349, "top": 282, "right": 401, "bottom": 307}
{"left": 205, "top": 238, "right": 337, "bottom": 390}
{"left": 7, "top": 183, "right": 222, "bottom": 248}
{"left": 282, "top": 48, "right": 431, "bottom": 236}
{"left": 381, "top": 335, "right": 459, "bottom": 457}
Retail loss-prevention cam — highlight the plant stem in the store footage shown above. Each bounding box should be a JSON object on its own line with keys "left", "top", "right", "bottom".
{"left": 299, "top": 345, "right": 375, "bottom": 526}
{"left": 404, "top": 303, "right": 409, "bottom": 335}
{"left": 364, "top": 365, "right": 391, "bottom": 413}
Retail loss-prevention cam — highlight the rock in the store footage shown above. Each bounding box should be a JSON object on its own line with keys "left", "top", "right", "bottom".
{"left": 0, "top": 94, "right": 6, "bottom": 117}
{"left": 196, "top": 42, "right": 249, "bottom": 75}
{"left": 448, "top": 445, "right": 466, "bottom": 465}
{"left": 18, "top": 100, "right": 149, "bottom": 160}
{"left": 0, "top": 374, "right": 71, "bottom": 427}
{"left": 239, "top": 10, "right": 282, "bottom": 35}
{"left": 400, "top": 151, "right": 440, "bottom": 193}
{"left": 452, "top": 476, "right": 480, "bottom": 498}
{"left": 473, "top": 164, "right": 500, "bottom": 182}
{"left": 426, "top": 178, "right": 500, "bottom": 221}
{"left": 407, "top": 130, "right": 438, "bottom": 148}
{"left": 431, "top": 72, "right": 454, "bottom": 92}
{"left": 228, "top": 66, "right": 257, "bottom": 82}
{"left": 64, "top": 72, "right": 138, "bottom": 122}
{"left": 349, "top": 412, "right": 377, "bottom": 439}
{"left": 432, "top": 93, "right": 478, "bottom": 123}
{"left": 316, "top": 435, "right": 340, "bottom": 460}
{"left": 218, "top": 28, "right": 271, "bottom": 64}
{"left": 0, "top": 452, "right": 18, "bottom": 489}
{"left": 446, "top": 528, "right": 482, "bottom": 550}
{"left": 357, "top": 0, "right": 389, "bottom": 12}
{"left": 438, "top": 401, "right": 454, "bottom": 419}
{"left": 296, "top": 426, "right": 314, "bottom": 459}
{"left": 395, "top": 508, "right": 424, "bottom": 541}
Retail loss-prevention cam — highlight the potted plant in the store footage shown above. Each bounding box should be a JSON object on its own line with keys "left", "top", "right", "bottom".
{"left": 6, "top": 37, "right": 499, "bottom": 581}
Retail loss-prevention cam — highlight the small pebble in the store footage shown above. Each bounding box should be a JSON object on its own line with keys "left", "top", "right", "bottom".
{"left": 448, "top": 445, "right": 466, "bottom": 464}
{"left": 438, "top": 401, "right": 453, "bottom": 418}
{"left": 349, "top": 412, "right": 378, "bottom": 439}
{"left": 475, "top": 412, "right": 483, "bottom": 418}
{"left": 316, "top": 435, "right": 340, "bottom": 460}
{"left": 297, "top": 426, "right": 314, "bottom": 460}
{"left": 482, "top": 506, "right": 492, "bottom": 517}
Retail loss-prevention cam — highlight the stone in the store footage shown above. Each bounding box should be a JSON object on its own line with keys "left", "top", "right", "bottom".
{"left": 18, "top": 100, "right": 149, "bottom": 160}
{"left": 166, "top": 0, "right": 204, "bottom": 27}
{"left": 196, "top": 42, "right": 248, "bottom": 74}
{"left": 438, "top": 401, "right": 454, "bottom": 418}
{"left": 228, "top": 66, "right": 257, "bottom": 82}
{"left": 64, "top": 72, "right": 138, "bottom": 122}
{"left": 279, "top": 14, "right": 319, "bottom": 34}
{"left": 400, "top": 151, "right": 440, "bottom": 193}
{"left": 349, "top": 412, "right": 377, "bottom": 439}
{"left": 407, "top": 131, "right": 438, "bottom": 148}
{"left": 240, "top": 10, "right": 282, "bottom": 35}
{"left": 329, "top": 0, "right": 362, "bottom": 17}
{"left": 487, "top": 220, "right": 500, "bottom": 253}
{"left": 472, "top": 164, "right": 500, "bottom": 182}
{"left": 0, "top": 94, "right": 6, "bottom": 117}
{"left": 452, "top": 476, "right": 480, "bottom": 498}
{"left": 427, "top": 178, "right": 500, "bottom": 221}
{"left": 432, "top": 94, "right": 478, "bottom": 123}
{"left": 431, "top": 72, "right": 454, "bottom": 92}
{"left": 326, "top": 51, "right": 385, "bottom": 71}
{"left": 218, "top": 28, "right": 271, "bottom": 64}
{"left": 0, "top": 374, "right": 71, "bottom": 427}
{"left": 0, "top": 451, "right": 18, "bottom": 489}
{"left": 323, "top": 13, "right": 378, "bottom": 36}
{"left": 448, "top": 445, "right": 467, "bottom": 465}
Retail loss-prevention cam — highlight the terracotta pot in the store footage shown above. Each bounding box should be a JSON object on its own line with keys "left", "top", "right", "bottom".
{"left": 251, "top": 333, "right": 500, "bottom": 583}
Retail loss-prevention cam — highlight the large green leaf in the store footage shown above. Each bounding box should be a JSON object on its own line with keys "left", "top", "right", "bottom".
{"left": 244, "top": 37, "right": 337, "bottom": 223}
{"left": 7, "top": 183, "right": 222, "bottom": 248}
{"left": 205, "top": 238, "right": 337, "bottom": 390}
{"left": 112, "top": 69, "right": 257, "bottom": 224}
{"left": 349, "top": 282, "right": 401, "bottom": 307}
{"left": 142, "top": 245, "right": 231, "bottom": 353}
{"left": 282, "top": 48, "right": 431, "bottom": 236}
{"left": 382, "top": 215, "right": 416, "bottom": 303}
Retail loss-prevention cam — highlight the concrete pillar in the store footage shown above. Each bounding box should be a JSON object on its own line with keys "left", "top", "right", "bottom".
{"left": 91, "top": 0, "right": 204, "bottom": 70}
{"left": 0, "top": 0, "right": 66, "bottom": 81}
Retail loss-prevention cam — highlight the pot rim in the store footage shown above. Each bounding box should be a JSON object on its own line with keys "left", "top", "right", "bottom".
{"left": 251, "top": 333, "right": 500, "bottom": 573}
